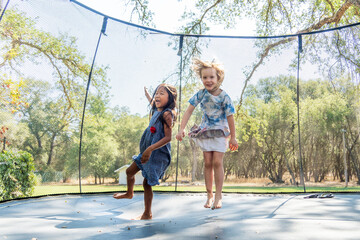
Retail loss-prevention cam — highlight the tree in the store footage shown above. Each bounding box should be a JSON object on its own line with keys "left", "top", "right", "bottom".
{"left": 0, "top": 8, "right": 107, "bottom": 113}
{"left": 0, "top": 77, "right": 28, "bottom": 150}
{"left": 112, "top": 107, "right": 148, "bottom": 170}
{"left": 301, "top": 79, "right": 352, "bottom": 182}
{"left": 19, "top": 79, "right": 73, "bottom": 168}
{"left": 0, "top": 77, "right": 28, "bottom": 114}
{"left": 124, "top": 0, "right": 359, "bottom": 104}
{"left": 80, "top": 94, "right": 118, "bottom": 184}
{"left": 0, "top": 6, "right": 110, "bottom": 183}
{"left": 173, "top": 1, "right": 360, "bottom": 107}
{"left": 100, "top": 0, "right": 359, "bottom": 184}
{"left": 175, "top": 83, "right": 205, "bottom": 181}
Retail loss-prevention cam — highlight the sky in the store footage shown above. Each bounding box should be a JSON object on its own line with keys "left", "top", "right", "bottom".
{"left": 11, "top": 0, "right": 322, "bottom": 116}
{"left": 76, "top": 0, "right": 257, "bottom": 35}
{"left": 74, "top": 0, "right": 269, "bottom": 115}
{"left": 72, "top": 0, "right": 321, "bottom": 115}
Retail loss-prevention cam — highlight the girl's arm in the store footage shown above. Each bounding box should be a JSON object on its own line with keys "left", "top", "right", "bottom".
{"left": 227, "top": 114, "right": 238, "bottom": 151}
{"left": 141, "top": 111, "right": 173, "bottom": 163}
{"left": 176, "top": 104, "right": 195, "bottom": 141}
{"left": 144, "top": 86, "right": 153, "bottom": 104}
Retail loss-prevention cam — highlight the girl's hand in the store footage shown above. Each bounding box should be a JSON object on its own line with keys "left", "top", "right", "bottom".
{"left": 229, "top": 137, "right": 238, "bottom": 151}
{"left": 144, "top": 86, "right": 152, "bottom": 103}
{"left": 176, "top": 130, "right": 185, "bottom": 141}
{"left": 141, "top": 148, "right": 152, "bottom": 164}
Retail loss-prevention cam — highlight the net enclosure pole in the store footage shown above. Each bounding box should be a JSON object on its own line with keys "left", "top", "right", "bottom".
{"left": 296, "top": 34, "right": 306, "bottom": 193}
{"left": 2, "top": 137, "right": 5, "bottom": 151}
{"left": 341, "top": 129, "right": 348, "bottom": 188}
{"left": 78, "top": 16, "right": 108, "bottom": 193}
{"left": 175, "top": 35, "right": 184, "bottom": 192}
{"left": 0, "top": 0, "right": 10, "bottom": 22}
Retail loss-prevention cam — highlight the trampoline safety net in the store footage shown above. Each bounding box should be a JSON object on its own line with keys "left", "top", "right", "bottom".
{"left": 0, "top": 0, "right": 359, "bottom": 202}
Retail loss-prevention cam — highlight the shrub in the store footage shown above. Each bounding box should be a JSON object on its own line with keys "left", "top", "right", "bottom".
{"left": 0, "top": 151, "right": 36, "bottom": 201}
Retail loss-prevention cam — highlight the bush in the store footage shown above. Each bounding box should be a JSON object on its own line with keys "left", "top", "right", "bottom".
{"left": 0, "top": 151, "right": 36, "bottom": 201}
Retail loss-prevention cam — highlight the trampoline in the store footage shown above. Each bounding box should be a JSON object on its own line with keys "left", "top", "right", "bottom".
{"left": 1, "top": 1, "right": 360, "bottom": 239}
{"left": 1, "top": 193, "right": 360, "bottom": 239}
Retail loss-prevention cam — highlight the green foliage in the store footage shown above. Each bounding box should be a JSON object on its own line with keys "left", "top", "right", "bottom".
{"left": 174, "top": 0, "right": 360, "bottom": 93}
{"left": 0, "top": 9, "right": 109, "bottom": 113}
{"left": 0, "top": 5, "right": 111, "bottom": 182}
{"left": 112, "top": 107, "right": 148, "bottom": 168}
{"left": 0, "top": 151, "right": 36, "bottom": 201}
{"left": 240, "top": 76, "right": 359, "bottom": 183}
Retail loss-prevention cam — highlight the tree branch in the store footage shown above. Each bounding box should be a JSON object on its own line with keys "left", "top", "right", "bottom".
{"left": 187, "top": 0, "right": 223, "bottom": 34}
{"left": 236, "top": 0, "right": 354, "bottom": 114}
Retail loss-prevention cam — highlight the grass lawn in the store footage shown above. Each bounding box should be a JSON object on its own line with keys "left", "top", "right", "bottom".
{"left": 32, "top": 184, "right": 360, "bottom": 197}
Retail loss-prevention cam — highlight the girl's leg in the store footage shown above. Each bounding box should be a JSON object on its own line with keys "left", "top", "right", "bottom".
{"left": 141, "top": 178, "right": 153, "bottom": 220}
{"left": 113, "top": 162, "right": 139, "bottom": 199}
{"left": 212, "top": 151, "right": 225, "bottom": 209}
{"left": 203, "top": 151, "right": 214, "bottom": 208}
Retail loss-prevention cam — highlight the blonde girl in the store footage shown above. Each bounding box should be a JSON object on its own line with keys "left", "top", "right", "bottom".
{"left": 176, "top": 59, "right": 238, "bottom": 209}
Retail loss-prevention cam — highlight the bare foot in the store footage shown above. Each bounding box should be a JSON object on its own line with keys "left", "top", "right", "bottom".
{"left": 133, "top": 213, "right": 152, "bottom": 220}
{"left": 211, "top": 197, "right": 222, "bottom": 210}
{"left": 113, "top": 192, "right": 133, "bottom": 199}
{"left": 204, "top": 197, "right": 213, "bottom": 208}
{"left": 140, "top": 212, "right": 152, "bottom": 220}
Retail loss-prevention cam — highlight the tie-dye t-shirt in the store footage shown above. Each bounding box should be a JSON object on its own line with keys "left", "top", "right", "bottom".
{"left": 189, "top": 89, "right": 235, "bottom": 137}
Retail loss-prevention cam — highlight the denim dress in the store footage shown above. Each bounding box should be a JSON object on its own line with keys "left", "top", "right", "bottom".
{"left": 133, "top": 109, "right": 172, "bottom": 186}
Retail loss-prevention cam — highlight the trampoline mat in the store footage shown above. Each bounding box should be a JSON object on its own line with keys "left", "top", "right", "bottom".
{"left": 1, "top": 192, "right": 360, "bottom": 239}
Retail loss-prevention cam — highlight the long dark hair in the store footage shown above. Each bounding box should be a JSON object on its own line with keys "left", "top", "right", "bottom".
{"left": 149, "top": 83, "right": 177, "bottom": 127}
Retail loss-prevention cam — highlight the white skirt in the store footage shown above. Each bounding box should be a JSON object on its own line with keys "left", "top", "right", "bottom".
{"left": 192, "top": 137, "right": 228, "bottom": 153}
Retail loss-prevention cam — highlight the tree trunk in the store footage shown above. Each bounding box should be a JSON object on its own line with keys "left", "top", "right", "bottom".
{"left": 314, "top": 143, "right": 320, "bottom": 183}
{"left": 190, "top": 139, "right": 198, "bottom": 182}
{"left": 349, "top": 148, "right": 360, "bottom": 184}
{"left": 47, "top": 132, "right": 57, "bottom": 166}
{"left": 346, "top": 132, "right": 360, "bottom": 184}
{"left": 35, "top": 133, "right": 42, "bottom": 149}
{"left": 284, "top": 153, "right": 296, "bottom": 185}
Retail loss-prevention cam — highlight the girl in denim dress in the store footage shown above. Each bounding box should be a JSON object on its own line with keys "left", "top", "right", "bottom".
{"left": 113, "top": 84, "right": 177, "bottom": 220}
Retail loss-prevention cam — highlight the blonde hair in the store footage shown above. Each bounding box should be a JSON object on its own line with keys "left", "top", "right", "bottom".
{"left": 192, "top": 58, "right": 225, "bottom": 87}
